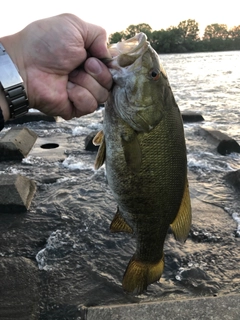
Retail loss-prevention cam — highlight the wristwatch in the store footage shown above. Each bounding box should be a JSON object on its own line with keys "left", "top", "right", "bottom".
{"left": 0, "top": 43, "right": 29, "bottom": 119}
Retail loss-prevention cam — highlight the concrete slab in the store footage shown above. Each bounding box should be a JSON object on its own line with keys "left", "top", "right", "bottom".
{"left": 0, "top": 174, "right": 36, "bottom": 213}
{"left": 0, "top": 257, "right": 39, "bottom": 319}
{"left": 85, "top": 294, "right": 240, "bottom": 320}
{"left": 28, "top": 135, "right": 67, "bottom": 161}
{"left": 5, "top": 111, "right": 59, "bottom": 124}
{"left": 0, "top": 127, "right": 37, "bottom": 160}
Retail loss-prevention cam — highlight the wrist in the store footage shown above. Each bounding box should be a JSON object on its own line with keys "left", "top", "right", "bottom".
{"left": 0, "top": 37, "right": 29, "bottom": 121}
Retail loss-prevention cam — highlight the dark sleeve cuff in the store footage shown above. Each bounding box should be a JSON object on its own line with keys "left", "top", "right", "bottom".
{"left": 0, "top": 106, "right": 5, "bottom": 131}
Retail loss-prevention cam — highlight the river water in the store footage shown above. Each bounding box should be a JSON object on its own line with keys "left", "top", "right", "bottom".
{"left": 0, "top": 51, "right": 240, "bottom": 317}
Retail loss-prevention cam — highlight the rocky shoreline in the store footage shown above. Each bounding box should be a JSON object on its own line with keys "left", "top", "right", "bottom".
{"left": 0, "top": 111, "right": 240, "bottom": 319}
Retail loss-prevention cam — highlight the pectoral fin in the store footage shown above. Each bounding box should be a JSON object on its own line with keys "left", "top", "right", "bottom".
{"left": 170, "top": 179, "right": 192, "bottom": 243}
{"left": 94, "top": 132, "right": 106, "bottom": 169}
{"left": 110, "top": 208, "right": 133, "bottom": 234}
{"left": 121, "top": 133, "right": 142, "bottom": 173}
{"left": 93, "top": 130, "right": 104, "bottom": 146}
{"left": 122, "top": 254, "right": 164, "bottom": 294}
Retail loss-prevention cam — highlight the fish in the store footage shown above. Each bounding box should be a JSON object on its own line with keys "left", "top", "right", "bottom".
{"left": 93, "top": 33, "right": 191, "bottom": 294}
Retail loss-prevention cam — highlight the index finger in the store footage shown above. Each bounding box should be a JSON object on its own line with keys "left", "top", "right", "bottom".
{"left": 82, "top": 22, "right": 112, "bottom": 60}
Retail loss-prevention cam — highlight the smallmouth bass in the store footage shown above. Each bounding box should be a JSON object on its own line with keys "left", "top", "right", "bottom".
{"left": 94, "top": 33, "right": 191, "bottom": 294}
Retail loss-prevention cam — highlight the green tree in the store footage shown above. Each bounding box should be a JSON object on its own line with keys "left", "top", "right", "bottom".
{"left": 228, "top": 25, "right": 240, "bottom": 50}
{"left": 178, "top": 19, "right": 200, "bottom": 41}
{"left": 229, "top": 25, "right": 240, "bottom": 39}
{"left": 177, "top": 19, "right": 200, "bottom": 51}
{"left": 203, "top": 24, "right": 229, "bottom": 40}
{"left": 108, "top": 31, "right": 124, "bottom": 44}
{"left": 124, "top": 23, "right": 152, "bottom": 40}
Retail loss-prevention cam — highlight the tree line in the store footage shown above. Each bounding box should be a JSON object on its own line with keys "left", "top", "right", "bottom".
{"left": 109, "top": 19, "right": 240, "bottom": 53}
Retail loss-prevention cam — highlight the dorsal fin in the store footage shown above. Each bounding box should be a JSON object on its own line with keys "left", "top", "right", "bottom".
{"left": 170, "top": 179, "right": 192, "bottom": 243}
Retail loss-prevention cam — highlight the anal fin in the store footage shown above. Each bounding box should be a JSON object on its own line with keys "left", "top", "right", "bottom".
{"left": 122, "top": 254, "right": 164, "bottom": 294}
{"left": 170, "top": 179, "right": 192, "bottom": 243}
{"left": 110, "top": 208, "right": 133, "bottom": 234}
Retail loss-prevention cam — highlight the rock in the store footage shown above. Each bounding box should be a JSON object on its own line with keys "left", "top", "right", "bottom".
{"left": 5, "top": 111, "right": 58, "bottom": 124}
{"left": 217, "top": 139, "right": 240, "bottom": 155}
{"left": 85, "top": 131, "right": 99, "bottom": 151}
{"left": 0, "top": 174, "right": 36, "bottom": 213}
{"left": 224, "top": 169, "right": 240, "bottom": 191}
{"left": 198, "top": 126, "right": 240, "bottom": 155}
{"left": 85, "top": 294, "right": 240, "bottom": 320}
{"left": 0, "top": 257, "right": 39, "bottom": 319}
{"left": 0, "top": 127, "right": 37, "bottom": 160}
{"left": 182, "top": 111, "right": 204, "bottom": 123}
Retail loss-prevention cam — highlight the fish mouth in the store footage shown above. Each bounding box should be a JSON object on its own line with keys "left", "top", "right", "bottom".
{"left": 108, "top": 33, "right": 148, "bottom": 57}
{"left": 104, "top": 33, "right": 149, "bottom": 69}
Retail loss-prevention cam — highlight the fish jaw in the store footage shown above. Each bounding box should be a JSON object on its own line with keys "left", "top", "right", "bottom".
{"left": 108, "top": 32, "right": 148, "bottom": 60}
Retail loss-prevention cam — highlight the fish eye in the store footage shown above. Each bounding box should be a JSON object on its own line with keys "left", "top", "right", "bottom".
{"left": 150, "top": 70, "right": 160, "bottom": 81}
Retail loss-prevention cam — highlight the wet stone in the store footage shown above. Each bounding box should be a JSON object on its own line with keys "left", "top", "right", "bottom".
{"left": 5, "top": 111, "right": 58, "bottom": 125}
{"left": 0, "top": 174, "right": 36, "bottom": 213}
{"left": 224, "top": 169, "right": 240, "bottom": 191}
{"left": 0, "top": 257, "right": 39, "bottom": 320}
{"left": 217, "top": 139, "right": 240, "bottom": 155}
{"left": 181, "top": 111, "right": 205, "bottom": 123}
{"left": 198, "top": 126, "right": 240, "bottom": 155}
{"left": 85, "top": 294, "right": 240, "bottom": 320}
{"left": 0, "top": 127, "right": 37, "bottom": 160}
{"left": 85, "top": 131, "right": 99, "bottom": 151}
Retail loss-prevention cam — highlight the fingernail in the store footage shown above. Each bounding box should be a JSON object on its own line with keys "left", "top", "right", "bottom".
{"left": 67, "top": 81, "right": 76, "bottom": 89}
{"left": 85, "top": 58, "right": 102, "bottom": 75}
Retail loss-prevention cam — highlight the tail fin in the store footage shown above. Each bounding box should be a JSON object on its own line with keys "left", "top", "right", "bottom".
{"left": 122, "top": 254, "right": 164, "bottom": 294}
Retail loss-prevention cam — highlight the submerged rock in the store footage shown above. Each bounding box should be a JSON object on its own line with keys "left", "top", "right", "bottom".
{"left": 217, "top": 139, "right": 240, "bottom": 155}
{"left": 224, "top": 169, "right": 240, "bottom": 191}
{"left": 181, "top": 111, "right": 204, "bottom": 123}
{"left": 198, "top": 126, "right": 240, "bottom": 155}
{"left": 85, "top": 131, "right": 99, "bottom": 151}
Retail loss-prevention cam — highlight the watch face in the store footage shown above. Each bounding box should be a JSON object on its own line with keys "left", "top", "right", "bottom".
{"left": 0, "top": 54, "right": 23, "bottom": 89}
{"left": 0, "top": 43, "right": 28, "bottom": 119}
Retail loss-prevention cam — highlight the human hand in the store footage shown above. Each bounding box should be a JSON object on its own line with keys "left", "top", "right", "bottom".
{"left": 0, "top": 14, "right": 112, "bottom": 120}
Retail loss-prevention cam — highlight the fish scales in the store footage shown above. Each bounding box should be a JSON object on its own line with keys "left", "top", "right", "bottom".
{"left": 94, "top": 33, "right": 191, "bottom": 294}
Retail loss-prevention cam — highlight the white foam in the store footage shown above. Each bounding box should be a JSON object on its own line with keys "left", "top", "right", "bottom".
{"left": 232, "top": 212, "right": 240, "bottom": 236}
{"left": 62, "top": 156, "right": 94, "bottom": 171}
{"left": 72, "top": 126, "right": 88, "bottom": 136}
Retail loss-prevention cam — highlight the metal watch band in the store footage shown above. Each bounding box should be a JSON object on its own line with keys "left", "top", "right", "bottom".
{"left": 0, "top": 43, "right": 29, "bottom": 119}
{"left": 4, "top": 84, "right": 29, "bottom": 119}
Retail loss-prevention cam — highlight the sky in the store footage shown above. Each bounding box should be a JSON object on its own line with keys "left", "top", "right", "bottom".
{"left": 0, "top": 0, "right": 239, "bottom": 38}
